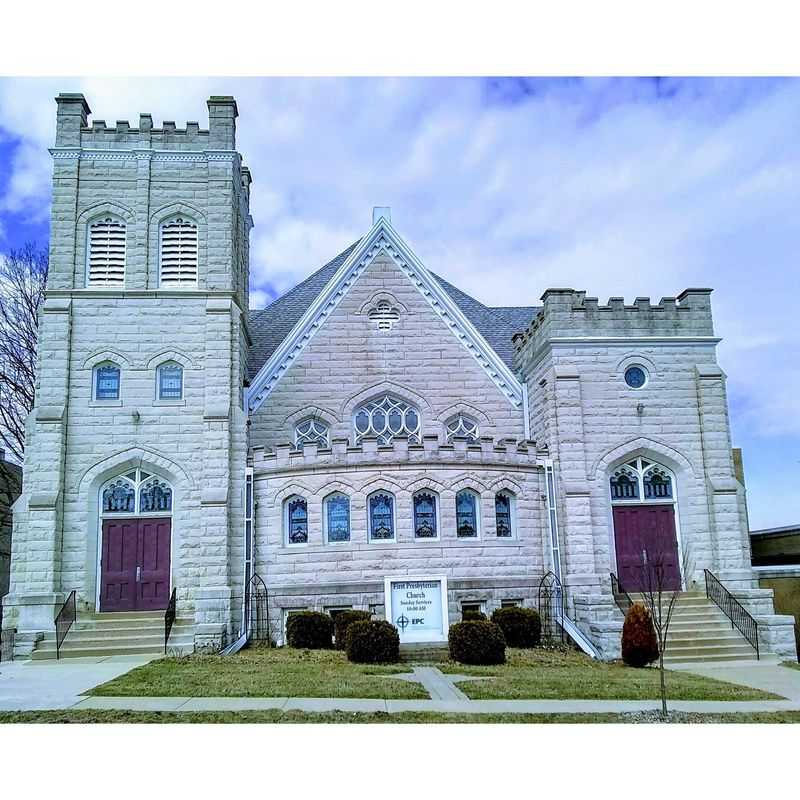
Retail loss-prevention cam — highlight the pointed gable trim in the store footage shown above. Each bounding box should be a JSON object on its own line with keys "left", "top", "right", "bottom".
{"left": 246, "top": 217, "right": 524, "bottom": 414}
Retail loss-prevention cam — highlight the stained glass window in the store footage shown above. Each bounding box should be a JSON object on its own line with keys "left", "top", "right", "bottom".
{"left": 295, "top": 418, "right": 329, "bottom": 449}
{"left": 644, "top": 466, "right": 673, "bottom": 499}
{"left": 95, "top": 364, "right": 120, "bottom": 400}
{"left": 456, "top": 490, "right": 479, "bottom": 538}
{"left": 325, "top": 494, "right": 350, "bottom": 543}
{"left": 287, "top": 497, "right": 308, "bottom": 545}
{"left": 413, "top": 492, "right": 438, "bottom": 538}
{"left": 158, "top": 363, "right": 183, "bottom": 400}
{"left": 369, "top": 493, "right": 395, "bottom": 541}
{"left": 495, "top": 492, "right": 513, "bottom": 537}
{"left": 354, "top": 395, "right": 420, "bottom": 445}
{"left": 610, "top": 458, "right": 674, "bottom": 503}
{"left": 446, "top": 414, "right": 479, "bottom": 443}
{"left": 102, "top": 479, "right": 135, "bottom": 513}
{"left": 610, "top": 467, "right": 640, "bottom": 500}
{"left": 140, "top": 478, "right": 172, "bottom": 512}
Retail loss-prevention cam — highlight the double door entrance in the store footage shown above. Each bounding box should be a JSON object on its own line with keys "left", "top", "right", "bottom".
{"left": 613, "top": 505, "right": 681, "bottom": 592}
{"left": 100, "top": 517, "right": 171, "bottom": 612}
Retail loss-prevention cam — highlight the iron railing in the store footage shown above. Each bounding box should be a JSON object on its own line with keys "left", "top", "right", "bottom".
{"left": 704, "top": 569, "right": 760, "bottom": 659}
{"left": 55, "top": 590, "right": 77, "bottom": 660}
{"left": 537, "top": 571, "right": 564, "bottom": 644}
{"left": 610, "top": 573, "right": 633, "bottom": 618}
{"left": 247, "top": 573, "right": 271, "bottom": 644}
{"left": 164, "top": 588, "right": 177, "bottom": 654}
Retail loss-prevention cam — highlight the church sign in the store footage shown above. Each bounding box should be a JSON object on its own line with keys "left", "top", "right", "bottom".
{"left": 384, "top": 575, "right": 449, "bottom": 643}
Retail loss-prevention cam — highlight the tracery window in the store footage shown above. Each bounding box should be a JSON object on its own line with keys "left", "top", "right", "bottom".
{"left": 445, "top": 413, "right": 479, "bottom": 443}
{"left": 413, "top": 491, "right": 438, "bottom": 539}
{"left": 610, "top": 457, "right": 674, "bottom": 504}
{"left": 101, "top": 469, "right": 172, "bottom": 515}
{"left": 456, "top": 490, "right": 480, "bottom": 538}
{"left": 324, "top": 493, "right": 350, "bottom": 543}
{"left": 368, "top": 492, "right": 395, "bottom": 541}
{"left": 354, "top": 395, "right": 420, "bottom": 445}
{"left": 495, "top": 492, "right": 514, "bottom": 538}
{"left": 285, "top": 496, "right": 309, "bottom": 545}
{"left": 295, "top": 418, "right": 329, "bottom": 449}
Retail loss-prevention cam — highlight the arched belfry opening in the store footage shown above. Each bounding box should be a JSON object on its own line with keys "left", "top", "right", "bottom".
{"left": 97, "top": 467, "right": 173, "bottom": 612}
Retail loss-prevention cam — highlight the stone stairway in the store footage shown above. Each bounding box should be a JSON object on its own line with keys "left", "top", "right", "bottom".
{"left": 627, "top": 592, "right": 766, "bottom": 665}
{"left": 30, "top": 611, "right": 195, "bottom": 660}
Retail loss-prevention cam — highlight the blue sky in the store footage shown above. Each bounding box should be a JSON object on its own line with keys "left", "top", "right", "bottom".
{"left": 0, "top": 77, "right": 798, "bottom": 528}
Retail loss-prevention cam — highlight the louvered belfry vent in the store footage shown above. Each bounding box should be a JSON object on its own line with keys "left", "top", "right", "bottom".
{"left": 160, "top": 216, "right": 198, "bottom": 286}
{"left": 88, "top": 216, "right": 126, "bottom": 286}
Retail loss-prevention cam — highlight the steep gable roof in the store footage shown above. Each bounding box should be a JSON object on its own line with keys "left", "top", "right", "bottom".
{"left": 246, "top": 218, "right": 539, "bottom": 411}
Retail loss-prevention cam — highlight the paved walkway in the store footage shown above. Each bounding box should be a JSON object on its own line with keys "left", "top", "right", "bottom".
{"left": 2, "top": 656, "right": 800, "bottom": 716}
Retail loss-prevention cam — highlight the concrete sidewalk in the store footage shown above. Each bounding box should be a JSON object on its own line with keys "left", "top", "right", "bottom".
{"left": 670, "top": 660, "right": 800, "bottom": 702}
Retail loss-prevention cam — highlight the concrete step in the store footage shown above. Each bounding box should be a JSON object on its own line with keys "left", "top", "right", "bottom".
{"left": 663, "top": 652, "right": 756, "bottom": 664}
{"left": 73, "top": 616, "right": 193, "bottom": 632}
{"left": 35, "top": 633, "right": 194, "bottom": 652}
{"left": 664, "top": 642, "right": 757, "bottom": 659}
{"left": 31, "top": 641, "right": 193, "bottom": 660}
{"left": 70, "top": 623, "right": 194, "bottom": 637}
{"left": 667, "top": 633, "right": 753, "bottom": 648}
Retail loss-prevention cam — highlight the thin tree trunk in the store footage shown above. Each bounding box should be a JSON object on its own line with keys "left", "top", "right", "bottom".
{"left": 659, "top": 649, "right": 667, "bottom": 717}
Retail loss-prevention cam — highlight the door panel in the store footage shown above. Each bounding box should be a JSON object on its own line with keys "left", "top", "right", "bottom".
{"left": 100, "top": 517, "right": 171, "bottom": 612}
{"left": 100, "top": 519, "right": 139, "bottom": 612}
{"left": 613, "top": 505, "right": 681, "bottom": 592}
{"left": 137, "top": 518, "right": 171, "bottom": 610}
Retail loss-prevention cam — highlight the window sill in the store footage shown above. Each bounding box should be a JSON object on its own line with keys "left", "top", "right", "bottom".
{"left": 153, "top": 399, "right": 186, "bottom": 407}
{"left": 89, "top": 399, "right": 123, "bottom": 407}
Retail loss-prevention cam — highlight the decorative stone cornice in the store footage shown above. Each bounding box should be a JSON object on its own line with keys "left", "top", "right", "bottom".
{"left": 49, "top": 147, "right": 239, "bottom": 163}
{"left": 246, "top": 217, "right": 525, "bottom": 414}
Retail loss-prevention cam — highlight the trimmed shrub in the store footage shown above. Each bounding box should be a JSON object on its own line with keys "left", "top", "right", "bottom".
{"left": 461, "top": 609, "right": 487, "bottom": 622}
{"left": 333, "top": 609, "right": 372, "bottom": 650}
{"left": 448, "top": 620, "right": 506, "bottom": 665}
{"left": 346, "top": 620, "right": 400, "bottom": 664}
{"left": 490, "top": 606, "right": 542, "bottom": 648}
{"left": 285, "top": 611, "right": 333, "bottom": 650}
{"left": 621, "top": 602, "right": 659, "bottom": 668}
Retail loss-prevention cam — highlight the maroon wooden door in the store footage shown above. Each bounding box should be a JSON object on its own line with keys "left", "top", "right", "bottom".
{"left": 613, "top": 505, "right": 681, "bottom": 592}
{"left": 100, "top": 517, "right": 171, "bottom": 612}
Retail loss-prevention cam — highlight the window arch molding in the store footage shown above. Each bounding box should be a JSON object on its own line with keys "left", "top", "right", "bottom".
{"left": 444, "top": 412, "right": 480, "bottom": 443}
{"left": 340, "top": 381, "right": 432, "bottom": 426}
{"left": 76, "top": 202, "right": 135, "bottom": 287}
{"left": 591, "top": 438, "right": 696, "bottom": 482}
{"left": 144, "top": 349, "right": 195, "bottom": 371}
{"left": 82, "top": 348, "right": 133, "bottom": 371}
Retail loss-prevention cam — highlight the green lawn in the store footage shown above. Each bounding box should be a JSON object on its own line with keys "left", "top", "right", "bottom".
{"left": 438, "top": 648, "right": 780, "bottom": 701}
{"left": 90, "top": 648, "right": 426, "bottom": 700}
{"left": 2, "top": 709, "right": 799, "bottom": 724}
{"left": 782, "top": 661, "right": 800, "bottom": 671}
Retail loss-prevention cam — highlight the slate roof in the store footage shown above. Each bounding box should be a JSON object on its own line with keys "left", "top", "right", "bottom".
{"left": 247, "top": 240, "right": 539, "bottom": 381}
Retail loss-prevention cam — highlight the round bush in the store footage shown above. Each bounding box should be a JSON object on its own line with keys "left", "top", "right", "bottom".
{"left": 333, "top": 609, "right": 372, "bottom": 650}
{"left": 461, "top": 609, "right": 487, "bottom": 622}
{"left": 490, "top": 606, "right": 541, "bottom": 648}
{"left": 621, "top": 602, "right": 659, "bottom": 668}
{"left": 448, "top": 620, "right": 506, "bottom": 665}
{"left": 346, "top": 620, "right": 400, "bottom": 664}
{"left": 285, "top": 611, "right": 333, "bottom": 649}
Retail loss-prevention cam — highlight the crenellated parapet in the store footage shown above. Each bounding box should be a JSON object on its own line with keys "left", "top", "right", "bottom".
{"left": 513, "top": 287, "right": 716, "bottom": 370}
{"left": 52, "top": 93, "right": 239, "bottom": 154}
{"left": 251, "top": 434, "right": 544, "bottom": 475}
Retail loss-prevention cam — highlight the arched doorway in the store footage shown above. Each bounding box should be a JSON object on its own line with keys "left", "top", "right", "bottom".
{"left": 98, "top": 468, "right": 172, "bottom": 612}
{"left": 609, "top": 457, "right": 682, "bottom": 592}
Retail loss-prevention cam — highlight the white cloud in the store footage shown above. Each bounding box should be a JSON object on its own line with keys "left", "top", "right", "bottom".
{"left": 1, "top": 77, "right": 799, "bottom": 525}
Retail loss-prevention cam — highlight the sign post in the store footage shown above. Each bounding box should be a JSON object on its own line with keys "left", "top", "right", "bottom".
{"left": 384, "top": 575, "right": 449, "bottom": 643}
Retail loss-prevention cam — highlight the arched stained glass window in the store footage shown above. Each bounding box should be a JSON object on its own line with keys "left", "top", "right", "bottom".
{"left": 295, "top": 418, "right": 329, "bottom": 449}
{"left": 610, "top": 458, "right": 674, "bottom": 504}
{"left": 325, "top": 493, "right": 350, "bottom": 543}
{"left": 413, "top": 492, "right": 438, "bottom": 539}
{"left": 157, "top": 362, "right": 183, "bottom": 400}
{"left": 495, "top": 492, "right": 513, "bottom": 538}
{"left": 95, "top": 363, "right": 121, "bottom": 400}
{"left": 140, "top": 477, "right": 173, "bottom": 513}
{"left": 456, "top": 490, "right": 479, "bottom": 538}
{"left": 446, "top": 413, "right": 479, "bottom": 443}
{"left": 102, "top": 478, "right": 135, "bottom": 513}
{"left": 354, "top": 395, "right": 420, "bottom": 445}
{"left": 286, "top": 496, "right": 308, "bottom": 545}
{"left": 368, "top": 492, "right": 395, "bottom": 541}
{"left": 610, "top": 466, "right": 640, "bottom": 500}
{"left": 643, "top": 465, "right": 673, "bottom": 500}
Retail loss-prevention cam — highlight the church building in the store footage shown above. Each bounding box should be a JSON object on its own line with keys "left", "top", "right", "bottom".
{"left": 2, "top": 93, "right": 795, "bottom": 661}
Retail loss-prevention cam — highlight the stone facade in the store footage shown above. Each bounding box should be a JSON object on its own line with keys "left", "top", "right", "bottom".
{"left": 2, "top": 93, "right": 795, "bottom": 661}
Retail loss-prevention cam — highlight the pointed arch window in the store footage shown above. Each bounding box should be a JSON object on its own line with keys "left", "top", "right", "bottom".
{"left": 94, "top": 363, "right": 121, "bottom": 400}
{"left": 101, "top": 469, "right": 172, "bottom": 516}
{"left": 159, "top": 216, "right": 198, "bottom": 287}
{"left": 610, "top": 458, "right": 674, "bottom": 504}
{"left": 295, "top": 418, "right": 329, "bottom": 449}
{"left": 495, "top": 491, "right": 515, "bottom": 538}
{"left": 285, "top": 495, "right": 309, "bottom": 545}
{"left": 446, "top": 413, "right": 479, "bottom": 443}
{"left": 324, "top": 493, "right": 350, "bottom": 543}
{"left": 354, "top": 394, "right": 420, "bottom": 445}
{"left": 413, "top": 491, "right": 438, "bottom": 539}
{"left": 456, "top": 490, "right": 480, "bottom": 538}
{"left": 87, "top": 215, "right": 126, "bottom": 286}
{"left": 139, "top": 476, "right": 173, "bottom": 513}
{"left": 368, "top": 492, "right": 395, "bottom": 541}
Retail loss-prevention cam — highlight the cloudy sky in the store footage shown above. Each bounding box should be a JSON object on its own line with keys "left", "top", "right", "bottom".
{"left": 0, "top": 77, "right": 797, "bottom": 528}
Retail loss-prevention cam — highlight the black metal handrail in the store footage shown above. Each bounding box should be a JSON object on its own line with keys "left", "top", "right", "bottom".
{"left": 704, "top": 569, "right": 759, "bottom": 659}
{"left": 55, "top": 590, "right": 77, "bottom": 660}
{"left": 164, "top": 588, "right": 177, "bottom": 654}
{"left": 610, "top": 573, "right": 633, "bottom": 618}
